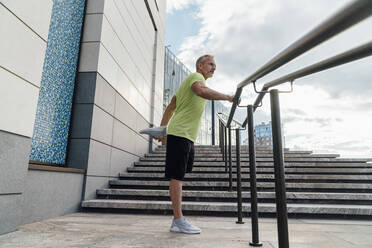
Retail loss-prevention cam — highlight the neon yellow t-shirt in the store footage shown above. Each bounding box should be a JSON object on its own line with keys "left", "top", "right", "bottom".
{"left": 167, "top": 72, "right": 206, "bottom": 142}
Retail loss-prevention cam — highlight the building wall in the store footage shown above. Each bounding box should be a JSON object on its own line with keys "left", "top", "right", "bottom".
{"left": 0, "top": 0, "right": 53, "bottom": 234}
{"left": 0, "top": 0, "right": 165, "bottom": 235}
{"left": 68, "top": 0, "right": 166, "bottom": 200}
{"left": 21, "top": 169, "right": 84, "bottom": 226}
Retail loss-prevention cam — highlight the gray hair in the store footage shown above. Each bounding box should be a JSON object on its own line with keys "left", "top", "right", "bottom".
{"left": 196, "top": 54, "right": 214, "bottom": 69}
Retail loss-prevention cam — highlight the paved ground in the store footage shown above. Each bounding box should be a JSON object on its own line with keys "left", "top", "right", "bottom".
{"left": 1, "top": 213, "right": 372, "bottom": 248}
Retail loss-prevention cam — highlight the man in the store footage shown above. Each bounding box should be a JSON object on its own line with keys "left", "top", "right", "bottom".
{"left": 157, "top": 55, "right": 237, "bottom": 234}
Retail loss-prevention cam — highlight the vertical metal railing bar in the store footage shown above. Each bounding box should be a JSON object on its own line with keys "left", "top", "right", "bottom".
{"left": 235, "top": 128, "right": 244, "bottom": 224}
{"left": 224, "top": 126, "right": 228, "bottom": 172}
{"left": 227, "top": 0, "right": 372, "bottom": 127}
{"left": 216, "top": 113, "right": 248, "bottom": 223}
{"left": 212, "top": 100, "right": 215, "bottom": 145}
{"left": 219, "top": 120, "right": 222, "bottom": 151}
{"left": 228, "top": 128, "right": 233, "bottom": 192}
{"left": 221, "top": 121, "right": 225, "bottom": 160}
{"left": 247, "top": 105, "right": 262, "bottom": 247}
{"left": 270, "top": 89, "right": 289, "bottom": 248}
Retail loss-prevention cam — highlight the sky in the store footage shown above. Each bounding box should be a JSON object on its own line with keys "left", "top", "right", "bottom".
{"left": 165, "top": 0, "right": 372, "bottom": 158}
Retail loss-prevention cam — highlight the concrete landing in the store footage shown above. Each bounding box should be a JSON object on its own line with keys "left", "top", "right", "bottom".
{"left": 0, "top": 213, "right": 371, "bottom": 248}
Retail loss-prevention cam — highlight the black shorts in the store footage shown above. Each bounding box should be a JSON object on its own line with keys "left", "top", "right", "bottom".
{"left": 165, "top": 135, "right": 194, "bottom": 180}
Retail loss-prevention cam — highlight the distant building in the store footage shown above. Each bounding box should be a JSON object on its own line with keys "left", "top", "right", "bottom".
{"left": 255, "top": 122, "right": 273, "bottom": 146}
{"left": 242, "top": 121, "right": 273, "bottom": 147}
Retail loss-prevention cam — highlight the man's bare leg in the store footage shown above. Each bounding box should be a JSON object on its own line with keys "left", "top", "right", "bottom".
{"left": 169, "top": 179, "right": 183, "bottom": 219}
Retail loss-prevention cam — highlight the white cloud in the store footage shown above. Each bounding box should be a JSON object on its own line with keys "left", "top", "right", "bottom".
{"left": 166, "top": 0, "right": 202, "bottom": 13}
{"left": 169, "top": 0, "right": 372, "bottom": 158}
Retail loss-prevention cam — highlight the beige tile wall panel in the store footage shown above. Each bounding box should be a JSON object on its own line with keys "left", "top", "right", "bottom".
{"left": 119, "top": 0, "right": 153, "bottom": 68}
{"left": 100, "top": 15, "right": 137, "bottom": 90}
{"left": 114, "top": 93, "right": 139, "bottom": 131}
{"left": 105, "top": 0, "right": 153, "bottom": 88}
{"left": 0, "top": 5, "right": 46, "bottom": 88}
{"left": 129, "top": 0, "right": 155, "bottom": 47}
{"left": 86, "top": 139, "right": 111, "bottom": 177}
{"left": 0, "top": 68, "right": 39, "bottom": 137}
{"left": 96, "top": 43, "right": 151, "bottom": 121}
{"left": 112, "top": 119, "right": 139, "bottom": 154}
{"left": 1, "top": 0, "right": 53, "bottom": 41}
{"left": 90, "top": 105, "right": 114, "bottom": 145}
{"left": 110, "top": 147, "right": 137, "bottom": 177}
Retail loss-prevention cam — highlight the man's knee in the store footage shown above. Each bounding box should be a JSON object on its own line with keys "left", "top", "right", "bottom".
{"left": 170, "top": 178, "right": 183, "bottom": 186}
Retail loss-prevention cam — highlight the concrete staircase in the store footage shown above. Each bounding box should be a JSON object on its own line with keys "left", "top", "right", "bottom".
{"left": 82, "top": 145, "right": 372, "bottom": 218}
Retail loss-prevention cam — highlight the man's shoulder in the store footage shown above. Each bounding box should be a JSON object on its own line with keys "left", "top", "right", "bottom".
{"left": 186, "top": 72, "right": 205, "bottom": 83}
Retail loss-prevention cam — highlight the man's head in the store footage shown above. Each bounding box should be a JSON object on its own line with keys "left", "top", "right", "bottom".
{"left": 196, "top": 55, "right": 216, "bottom": 80}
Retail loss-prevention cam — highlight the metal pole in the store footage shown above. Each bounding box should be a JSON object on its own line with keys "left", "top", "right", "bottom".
{"left": 148, "top": 123, "right": 154, "bottom": 153}
{"left": 212, "top": 100, "right": 215, "bottom": 145}
{"left": 222, "top": 125, "right": 225, "bottom": 162}
{"left": 270, "top": 89, "right": 289, "bottom": 248}
{"left": 225, "top": 126, "right": 228, "bottom": 172}
{"left": 228, "top": 127, "right": 233, "bottom": 192}
{"left": 235, "top": 128, "right": 244, "bottom": 224}
{"left": 219, "top": 120, "right": 223, "bottom": 152}
{"left": 247, "top": 105, "right": 262, "bottom": 247}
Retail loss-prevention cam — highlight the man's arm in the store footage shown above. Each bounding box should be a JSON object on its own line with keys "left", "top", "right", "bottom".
{"left": 157, "top": 95, "right": 177, "bottom": 145}
{"left": 191, "top": 81, "right": 234, "bottom": 102}
{"left": 160, "top": 95, "right": 176, "bottom": 126}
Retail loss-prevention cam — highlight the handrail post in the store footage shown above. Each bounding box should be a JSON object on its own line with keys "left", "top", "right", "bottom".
{"left": 235, "top": 128, "right": 244, "bottom": 224}
{"left": 224, "top": 126, "right": 228, "bottom": 172}
{"left": 212, "top": 100, "right": 215, "bottom": 145}
{"left": 270, "top": 89, "right": 289, "bottom": 248}
{"left": 228, "top": 127, "right": 233, "bottom": 192}
{"left": 222, "top": 123, "right": 225, "bottom": 161}
{"left": 218, "top": 120, "right": 220, "bottom": 149}
{"left": 247, "top": 105, "right": 262, "bottom": 247}
{"left": 219, "top": 120, "right": 223, "bottom": 153}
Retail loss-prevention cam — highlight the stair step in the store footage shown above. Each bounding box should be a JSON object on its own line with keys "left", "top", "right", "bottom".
{"left": 81, "top": 199, "right": 372, "bottom": 216}
{"left": 119, "top": 172, "right": 372, "bottom": 181}
{"left": 128, "top": 166, "right": 372, "bottom": 174}
{"left": 96, "top": 189, "right": 372, "bottom": 204}
{"left": 154, "top": 146, "right": 286, "bottom": 151}
{"left": 134, "top": 161, "right": 372, "bottom": 167}
{"left": 152, "top": 150, "right": 311, "bottom": 154}
{"left": 109, "top": 179, "right": 372, "bottom": 192}
{"left": 145, "top": 153, "right": 339, "bottom": 158}
{"left": 84, "top": 145, "right": 372, "bottom": 218}
{"left": 139, "top": 157, "right": 370, "bottom": 163}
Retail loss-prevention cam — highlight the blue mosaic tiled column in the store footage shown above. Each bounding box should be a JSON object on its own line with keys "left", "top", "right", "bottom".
{"left": 30, "top": 0, "right": 86, "bottom": 165}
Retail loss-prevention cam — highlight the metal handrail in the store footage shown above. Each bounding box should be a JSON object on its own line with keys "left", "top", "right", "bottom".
{"left": 227, "top": 0, "right": 372, "bottom": 127}
{"left": 241, "top": 40, "right": 372, "bottom": 126}
{"left": 220, "top": 1, "right": 372, "bottom": 247}
{"left": 216, "top": 112, "right": 243, "bottom": 129}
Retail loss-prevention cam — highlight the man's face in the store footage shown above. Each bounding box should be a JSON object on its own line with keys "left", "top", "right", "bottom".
{"left": 198, "top": 58, "right": 216, "bottom": 79}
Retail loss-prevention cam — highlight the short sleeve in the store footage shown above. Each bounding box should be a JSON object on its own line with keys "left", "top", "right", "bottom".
{"left": 188, "top": 73, "right": 205, "bottom": 88}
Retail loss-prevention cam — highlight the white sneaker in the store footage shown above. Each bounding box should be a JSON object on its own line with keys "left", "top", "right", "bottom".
{"left": 139, "top": 126, "right": 166, "bottom": 138}
{"left": 170, "top": 217, "right": 201, "bottom": 234}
